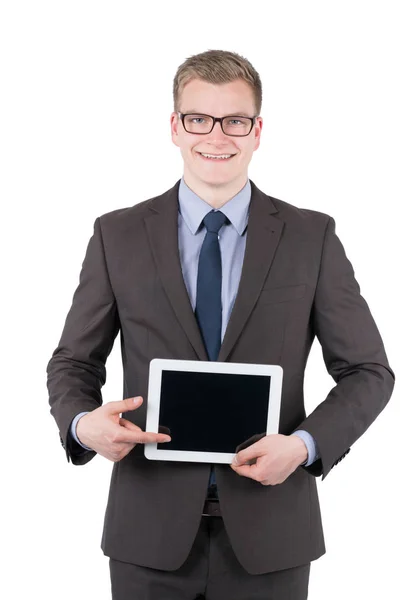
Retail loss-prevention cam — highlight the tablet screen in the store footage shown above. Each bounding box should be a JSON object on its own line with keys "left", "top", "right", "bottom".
{"left": 156, "top": 369, "right": 271, "bottom": 453}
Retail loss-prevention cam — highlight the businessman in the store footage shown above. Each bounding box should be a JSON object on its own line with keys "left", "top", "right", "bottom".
{"left": 47, "top": 49, "right": 395, "bottom": 599}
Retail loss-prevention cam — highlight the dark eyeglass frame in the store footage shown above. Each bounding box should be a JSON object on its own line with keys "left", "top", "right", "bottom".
{"left": 177, "top": 111, "right": 258, "bottom": 137}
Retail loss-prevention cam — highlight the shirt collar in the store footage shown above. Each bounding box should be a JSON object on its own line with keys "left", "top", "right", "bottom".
{"left": 178, "top": 176, "right": 251, "bottom": 235}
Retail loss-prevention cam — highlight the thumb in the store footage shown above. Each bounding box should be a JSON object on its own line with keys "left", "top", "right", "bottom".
{"left": 108, "top": 396, "right": 143, "bottom": 414}
{"left": 234, "top": 447, "right": 258, "bottom": 466}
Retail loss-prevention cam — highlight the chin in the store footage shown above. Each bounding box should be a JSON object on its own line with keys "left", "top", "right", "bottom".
{"left": 199, "top": 174, "right": 237, "bottom": 187}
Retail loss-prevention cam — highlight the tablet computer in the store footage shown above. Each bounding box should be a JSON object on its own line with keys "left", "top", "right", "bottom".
{"left": 144, "top": 358, "right": 283, "bottom": 465}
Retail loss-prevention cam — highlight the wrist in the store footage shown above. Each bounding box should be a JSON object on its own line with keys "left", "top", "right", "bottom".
{"left": 290, "top": 435, "right": 308, "bottom": 465}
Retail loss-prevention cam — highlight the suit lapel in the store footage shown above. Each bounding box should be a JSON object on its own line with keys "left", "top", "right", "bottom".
{"left": 218, "top": 180, "right": 284, "bottom": 361}
{"left": 144, "top": 179, "right": 284, "bottom": 362}
{"left": 144, "top": 180, "right": 209, "bottom": 361}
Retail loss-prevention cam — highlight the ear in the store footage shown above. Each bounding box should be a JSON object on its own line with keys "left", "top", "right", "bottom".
{"left": 253, "top": 117, "right": 263, "bottom": 151}
{"left": 171, "top": 112, "right": 180, "bottom": 147}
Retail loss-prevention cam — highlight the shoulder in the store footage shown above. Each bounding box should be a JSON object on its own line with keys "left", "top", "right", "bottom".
{"left": 270, "top": 195, "right": 332, "bottom": 230}
{"left": 97, "top": 196, "right": 157, "bottom": 228}
{"left": 93, "top": 182, "right": 178, "bottom": 237}
{"left": 250, "top": 180, "right": 333, "bottom": 234}
{"left": 264, "top": 195, "right": 335, "bottom": 246}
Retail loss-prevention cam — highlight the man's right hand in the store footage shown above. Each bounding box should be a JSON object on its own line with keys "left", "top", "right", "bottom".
{"left": 75, "top": 396, "right": 171, "bottom": 462}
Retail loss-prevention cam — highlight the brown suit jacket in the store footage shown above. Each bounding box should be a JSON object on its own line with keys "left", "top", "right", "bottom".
{"left": 46, "top": 178, "right": 394, "bottom": 575}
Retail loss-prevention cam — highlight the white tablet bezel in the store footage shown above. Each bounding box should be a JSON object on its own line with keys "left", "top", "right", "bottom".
{"left": 144, "top": 358, "right": 283, "bottom": 464}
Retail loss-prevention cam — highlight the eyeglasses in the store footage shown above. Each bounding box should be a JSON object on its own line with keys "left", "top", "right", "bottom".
{"left": 178, "top": 112, "right": 257, "bottom": 137}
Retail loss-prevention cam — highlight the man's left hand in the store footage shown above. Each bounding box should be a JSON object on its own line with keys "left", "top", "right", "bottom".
{"left": 230, "top": 434, "right": 308, "bottom": 486}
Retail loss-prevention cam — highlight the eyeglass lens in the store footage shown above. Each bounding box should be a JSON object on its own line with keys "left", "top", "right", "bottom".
{"left": 183, "top": 114, "right": 252, "bottom": 136}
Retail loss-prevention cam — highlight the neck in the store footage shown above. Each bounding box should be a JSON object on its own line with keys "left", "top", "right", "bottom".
{"left": 183, "top": 169, "right": 248, "bottom": 209}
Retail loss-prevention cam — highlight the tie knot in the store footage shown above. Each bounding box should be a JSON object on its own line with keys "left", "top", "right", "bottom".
{"left": 203, "top": 210, "right": 229, "bottom": 234}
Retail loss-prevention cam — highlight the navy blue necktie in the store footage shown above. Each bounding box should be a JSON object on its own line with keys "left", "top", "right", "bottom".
{"left": 195, "top": 209, "right": 229, "bottom": 496}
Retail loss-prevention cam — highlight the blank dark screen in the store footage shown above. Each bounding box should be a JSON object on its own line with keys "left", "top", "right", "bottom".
{"left": 156, "top": 370, "right": 271, "bottom": 453}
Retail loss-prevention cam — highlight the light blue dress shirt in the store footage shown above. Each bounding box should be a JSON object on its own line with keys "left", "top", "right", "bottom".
{"left": 69, "top": 176, "right": 320, "bottom": 467}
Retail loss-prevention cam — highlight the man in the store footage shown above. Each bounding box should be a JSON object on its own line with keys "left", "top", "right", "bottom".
{"left": 47, "top": 50, "right": 395, "bottom": 599}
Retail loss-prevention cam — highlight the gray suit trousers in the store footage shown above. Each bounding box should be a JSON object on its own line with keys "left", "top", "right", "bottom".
{"left": 109, "top": 515, "right": 311, "bottom": 600}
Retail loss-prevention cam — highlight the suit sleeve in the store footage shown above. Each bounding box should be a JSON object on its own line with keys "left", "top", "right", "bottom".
{"left": 46, "top": 217, "right": 120, "bottom": 465}
{"left": 297, "top": 217, "right": 395, "bottom": 480}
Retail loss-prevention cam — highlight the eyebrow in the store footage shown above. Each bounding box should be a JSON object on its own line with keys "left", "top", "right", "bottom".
{"left": 183, "top": 110, "right": 254, "bottom": 118}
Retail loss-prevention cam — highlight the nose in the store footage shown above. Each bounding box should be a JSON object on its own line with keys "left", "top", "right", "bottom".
{"left": 204, "top": 121, "right": 232, "bottom": 146}
{"left": 207, "top": 119, "right": 229, "bottom": 142}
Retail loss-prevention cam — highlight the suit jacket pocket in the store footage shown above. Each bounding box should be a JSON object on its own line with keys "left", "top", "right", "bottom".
{"left": 258, "top": 283, "right": 306, "bottom": 304}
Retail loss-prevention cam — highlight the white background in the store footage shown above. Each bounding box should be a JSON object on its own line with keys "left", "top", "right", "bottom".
{"left": 1, "top": 1, "right": 399, "bottom": 599}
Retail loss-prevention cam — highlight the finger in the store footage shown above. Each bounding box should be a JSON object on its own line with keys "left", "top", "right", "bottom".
{"left": 235, "top": 433, "right": 265, "bottom": 453}
{"left": 231, "top": 463, "right": 257, "bottom": 478}
{"left": 158, "top": 425, "right": 171, "bottom": 436}
{"left": 118, "top": 429, "right": 171, "bottom": 444}
{"left": 107, "top": 396, "right": 143, "bottom": 415}
{"left": 234, "top": 441, "right": 266, "bottom": 465}
{"left": 119, "top": 417, "right": 141, "bottom": 432}
{"left": 137, "top": 432, "right": 172, "bottom": 444}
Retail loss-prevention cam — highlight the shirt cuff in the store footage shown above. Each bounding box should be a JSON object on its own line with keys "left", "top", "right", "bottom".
{"left": 70, "top": 411, "right": 93, "bottom": 451}
{"left": 291, "top": 430, "right": 320, "bottom": 466}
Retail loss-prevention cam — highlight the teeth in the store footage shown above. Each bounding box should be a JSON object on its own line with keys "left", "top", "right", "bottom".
{"left": 200, "top": 153, "right": 233, "bottom": 159}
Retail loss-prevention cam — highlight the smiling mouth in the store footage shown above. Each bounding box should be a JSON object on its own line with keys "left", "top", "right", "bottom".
{"left": 196, "top": 151, "right": 237, "bottom": 161}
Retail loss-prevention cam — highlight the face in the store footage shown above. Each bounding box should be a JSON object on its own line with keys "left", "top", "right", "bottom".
{"left": 171, "top": 78, "right": 263, "bottom": 192}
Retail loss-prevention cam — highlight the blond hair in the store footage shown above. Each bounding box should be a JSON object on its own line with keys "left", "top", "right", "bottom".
{"left": 173, "top": 49, "right": 262, "bottom": 116}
